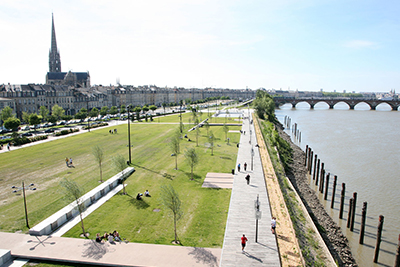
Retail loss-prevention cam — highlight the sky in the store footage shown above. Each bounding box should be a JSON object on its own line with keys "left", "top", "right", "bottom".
{"left": 1, "top": 0, "right": 399, "bottom": 92}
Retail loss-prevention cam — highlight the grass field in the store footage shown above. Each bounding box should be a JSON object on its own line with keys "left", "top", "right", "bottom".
{"left": 0, "top": 113, "right": 240, "bottom": 248}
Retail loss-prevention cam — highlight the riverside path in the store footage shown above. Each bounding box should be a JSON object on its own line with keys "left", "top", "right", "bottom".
{"left": 220, "top": 109, "right": 280, "bottom": 266}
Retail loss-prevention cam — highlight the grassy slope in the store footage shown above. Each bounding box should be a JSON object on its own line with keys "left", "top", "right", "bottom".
{"left": 0, "top": 115, "right": 239, "bottom": 248}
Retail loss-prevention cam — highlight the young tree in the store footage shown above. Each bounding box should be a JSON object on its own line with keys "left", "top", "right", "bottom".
{"left": 92, "top": 145, "right": 105, "bottom": 182}
{"left": 100, "top": 106, "right": 109, "bottom": 116}
{"left": 162, "top": 102, "right": 167, "bottom": 116}
{"left": 184, "top": 148, "right": 198, "bottom": 180}
{"left": 120, "top": 105, "right": 126, "bottom": 114}
{"left": 29, "top": 114, "right": 41, "bottom": 133}
{"left": 0, "top": 106, "right": 14, "bottom": 124}
{"left": 4, "top": 117, "right": 20, "bottom": 131}
{"left": 160, "top": 184, "right": 182, "bottom": 244}
{"left": 89, "top": 107, "right": 99, "bottom": 118}
{"left": 170, "top": 129, "right": 181, "bottom": 170}
{"left": 195, "top": 125, "right": 201, "bottom": 147}
{"left": 80, "top": 107, "right": 88, "bottom": 117}
{"left": 142, "top": 105, "right": 149, "bottom": 114}
{"left": 113, "top": 154, "right": 127, "bottom": 194}
{"left": 52, "top": 104, "right": 65, "bottom": 120}
{"left": 223, "top": 123, "right": 229, "bottom": 141}
{"left": 60, "top": 178, "right": 87, "bottom": 237}
{"left": 133, "top": 106, "right": 142, "bottom": 121}
{"left": 209, "top": 131, "right": 215, "bottom": 156}
{"left": 204, "top": 120, "right": 210, "bottom": 135}
{"left": 39, "top": 106, "right": 49, "bottom": 122}
{"left": 109, "top": 106, "right": 118, "bottom": 115}
{"left": 149, "top": 105, "right": 157, "bottom": 114}
{"left": 22, "top": 112, "right": 30, "bottom": 124}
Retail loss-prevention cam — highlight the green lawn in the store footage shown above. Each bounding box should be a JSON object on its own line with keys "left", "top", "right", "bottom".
{"left": 0, "top": 116, "right": 239, "bottom": 248}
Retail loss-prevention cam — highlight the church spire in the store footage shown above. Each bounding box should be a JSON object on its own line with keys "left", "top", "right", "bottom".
{"left": 49, "top": 13, "right": 61, "bottom": 72}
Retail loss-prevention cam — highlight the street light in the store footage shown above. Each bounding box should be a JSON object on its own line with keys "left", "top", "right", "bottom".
{"left": 251, "top": 148, "right": 254, "bottom": 171}
{"left": 12, "top": 181, "right": 36, "bottom": 228}
{"left": 127, "top": 105, "right": 132, "bottom": 164}
{"left": 254, "top": 194, "right": 261, "bottom": 242}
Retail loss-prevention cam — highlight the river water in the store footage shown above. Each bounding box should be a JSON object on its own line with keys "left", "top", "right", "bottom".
{"left": 275, "top": 102, "right": 400, "bottom": 267}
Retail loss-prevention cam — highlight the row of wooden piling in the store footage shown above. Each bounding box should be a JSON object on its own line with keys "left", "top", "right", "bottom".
{"left": 304, "top": 145, "right": 400, "bottom": 266}
{"left": 284, "top": 116, "right": 301, "bottom": 142}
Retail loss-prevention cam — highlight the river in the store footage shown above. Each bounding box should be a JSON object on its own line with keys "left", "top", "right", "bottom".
{"left": 275, "top": 102, "right": 400, "bottom": 267}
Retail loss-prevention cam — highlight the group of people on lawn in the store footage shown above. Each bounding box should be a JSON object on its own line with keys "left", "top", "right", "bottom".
{"left": 96, "top": 230, "right": 122, "bottom": 243}
{"left": 136, "top": 190, "right": 150, "bottom": 200}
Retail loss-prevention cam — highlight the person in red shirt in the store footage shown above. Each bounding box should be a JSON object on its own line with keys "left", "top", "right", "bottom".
{"left": 241, "top": 234, "right": 248, "bottom": 252}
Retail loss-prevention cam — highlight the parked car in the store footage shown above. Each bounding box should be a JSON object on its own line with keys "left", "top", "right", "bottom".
{"left": 21, "top": 132, "right": 33, "bottom": 137}
{"left": 44, "top": 128, "right": 55, "bottom": 133}
{"left": 21, "top": 126, "right": 30, "bottom": 131}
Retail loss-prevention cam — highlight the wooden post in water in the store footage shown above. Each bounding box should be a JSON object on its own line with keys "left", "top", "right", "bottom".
{"left": 350, "top": 192, "right": 357, "bottom": 232}
{"left": 320, "top": 169, "right": 325, "bottom": 193}
{"left": 394, "top": 234, "right": 400, "bottom": 267}
{"left": 299, "top": 132, "right": 301, "bottom": 143}
{"left": 313, "top": 155, "right": 317, "bottom": 180}
{"left": 309, "top": 151, "right": 313, "bottom": 175}
{"left": 373, "top": 215, "right": 384, "bottom": 263}
{"left": 324, "top": 173, "right": 330, "bottom": 200}
{"left": 317, "top": 163, "right": 324, "bottom": 186}
{"left": 294, "top": 123, "right": 297, "bottom": 137}
{"left": 305, "top": 145, "right": 308, "bottom": 166}
{"left": 331, "top": 175, "right": 337, "bottom": 209}
{"left": 315, "top": 159, "right": 320, "bottom": 182}
{"left": 339, "top": 183, "right": 346, "bottom": 219}
{"left": 347, "top": 198, "right": 353, "bottom": 228}
{"left": 284, "top": 116, "right": 287, "bottom": 127}
{"left": 359, "top": 202, "right": 367, "bottom": 244}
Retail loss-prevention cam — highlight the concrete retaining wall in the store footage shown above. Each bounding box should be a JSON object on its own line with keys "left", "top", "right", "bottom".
{"left": 29, "top": 167, "right": 135, "bottom": 236}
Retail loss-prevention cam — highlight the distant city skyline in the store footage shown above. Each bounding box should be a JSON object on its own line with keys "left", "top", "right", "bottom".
{"left": 1, "top": 0, "right": 399, "bottom": 92}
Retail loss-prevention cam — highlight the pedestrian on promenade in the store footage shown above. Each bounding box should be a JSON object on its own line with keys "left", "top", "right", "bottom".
{"left": 271, "top": 217, "right": 276, "bottom": 234}
{"left": 244, "top": 162, "right": 247, "bottom": 171}
{"left": 241, "top": 234, "right": 248, "bottom": 252}
{"left": 245, "top": 174, "right": 250, "bottom": 185}
{"left": 237, "top": 163, "right": 241, "bottom": 172}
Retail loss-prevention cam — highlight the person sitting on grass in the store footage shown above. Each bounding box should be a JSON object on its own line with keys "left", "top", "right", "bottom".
{"left": 136, "top": 193, "right": 143, "bottom": 200}
{"left": 108, "top": 232, "right": 115, "bottom": 243}
{"left": 144, "top": 190, "right": 151, "bottom": 197}
{"left": 95, "top": 233, "right": 103, "bottom": 243}
{"left": 102, "top": 232, "right": 109, "bottom": 241}
{"left": 113, "top": 230, "right": 121, "bottom": 242}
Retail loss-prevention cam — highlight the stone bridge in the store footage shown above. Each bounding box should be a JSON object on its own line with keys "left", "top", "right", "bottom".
{"left": 273, "top": 97, "right": 400, "bottom": 110}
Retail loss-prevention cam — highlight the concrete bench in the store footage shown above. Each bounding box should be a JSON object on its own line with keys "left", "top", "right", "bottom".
{"left": 29, "top": 167, "right": 134, "bottom": 236}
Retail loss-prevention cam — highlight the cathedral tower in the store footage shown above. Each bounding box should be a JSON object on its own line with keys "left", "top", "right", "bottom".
{"left": 49, "top": 13, "right": 61, "bottom": 72}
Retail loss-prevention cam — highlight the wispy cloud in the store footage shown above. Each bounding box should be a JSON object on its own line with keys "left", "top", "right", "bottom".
{"left": 343, "top": 40, "right": 377, "bottom": 49}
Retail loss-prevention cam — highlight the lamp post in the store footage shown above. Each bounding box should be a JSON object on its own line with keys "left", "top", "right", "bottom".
{"left": 12, "top": 181, "right": 36, "bottom": 228}
{"left": 251, "top": 147, "right": 254, "bottom": 171}
{"left": 127, "top": 105, "right": 132, "bottom": 164}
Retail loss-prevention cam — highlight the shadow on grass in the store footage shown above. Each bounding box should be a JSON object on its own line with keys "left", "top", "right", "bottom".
{"left": 129, "top": 198, "right": 150, "bottom": 209}
{"left": 131, "top": 163, "right": 174, "bottom": 180}
{"left": 182, "top": 172, "right": 202, "bottom": 183}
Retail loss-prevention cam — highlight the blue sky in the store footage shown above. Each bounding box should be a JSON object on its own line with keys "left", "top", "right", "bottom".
{"left": 0, "top": 0, "right": 399, "bottom": 92}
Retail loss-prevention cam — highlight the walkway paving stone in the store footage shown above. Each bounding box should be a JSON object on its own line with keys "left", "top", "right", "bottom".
{"left": 220, "top": 110, "right": 281, "bottom": 266}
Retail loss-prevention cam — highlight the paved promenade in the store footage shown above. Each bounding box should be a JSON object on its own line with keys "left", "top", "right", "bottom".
{"left": 0, "top": 232, "right": 221, "bottom": 267}
{"left": 220, "top": 110, "right": 281, "bottom": 266}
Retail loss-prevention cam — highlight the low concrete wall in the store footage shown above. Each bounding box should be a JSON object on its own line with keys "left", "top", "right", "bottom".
{"left": 29, "top": 167, "right": 135, "bottom": 236}
{"left": 0, "top": 249, "right": 12, "bottom": 266}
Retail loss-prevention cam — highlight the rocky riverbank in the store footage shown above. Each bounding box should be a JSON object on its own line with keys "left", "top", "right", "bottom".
{"left": 276, "top": 124, "right": 358, "bottom": 267}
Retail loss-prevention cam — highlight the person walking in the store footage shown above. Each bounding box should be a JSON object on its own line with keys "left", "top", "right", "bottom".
{"left": 69, "top": 157, "right": 73, "bottom": 167}
{"left": 237, "top": 163, "right": 241, "bottom": 172}
{"left": 271, "top": 217, "right": 276, "bottom": 234}
{"left": 245, "top": 174, "right": 250, "bottom": 185}
{"left": 244, "top": 162, "right": 247, "bottom": 171}
{"left": 241, "top": 234, "right": 248, "bottom": 252}
{"left": 65, "top": 157, "right": 69, "bottom": 167}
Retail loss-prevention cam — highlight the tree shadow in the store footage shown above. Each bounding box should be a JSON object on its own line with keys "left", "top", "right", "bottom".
{"left": 129, "top": 198, "right": 150, "bottom": 209}
{"left": 82, "top": 239, "right": 115, "bottom": 260}
{"left": 188, "top": 247, "right": 219, "bottom": 267}
{"left": 131, "top": 163, "right": 174, "bottom": 180}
